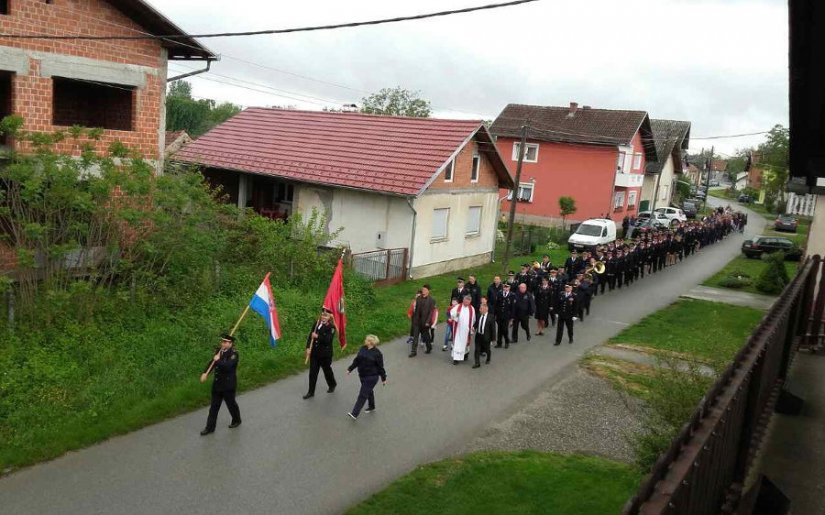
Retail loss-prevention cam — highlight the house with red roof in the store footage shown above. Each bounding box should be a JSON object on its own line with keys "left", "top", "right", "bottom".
{"left": 640, "top": 119, "right": 691, "bottom": 211}
{"left": 490, "top": 103, "right": 657, "bottom": 225}
{"left": 175, "top": 108, "right": 513, "bottom": 278}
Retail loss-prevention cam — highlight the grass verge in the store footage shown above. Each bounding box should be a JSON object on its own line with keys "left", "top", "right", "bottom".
{"left": 348, "top": 451, "right": 641, "bottom": 515}
{"left": 607, "top": 299, "right": 764, "bottom": 363}
{"left": 702, "top": 255, "right": 799, "bottom": 296}
{"left": 584, "top": 298, "right": 764, "bottom": 470}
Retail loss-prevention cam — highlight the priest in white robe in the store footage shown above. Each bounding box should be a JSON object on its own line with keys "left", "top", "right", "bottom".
{"left": 449, "top": 295, "right": 476, "bottom": 365}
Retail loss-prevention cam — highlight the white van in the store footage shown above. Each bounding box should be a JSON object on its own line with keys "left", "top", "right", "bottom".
{"left": 567, "top": 219, "right": 617, "bottom": 250}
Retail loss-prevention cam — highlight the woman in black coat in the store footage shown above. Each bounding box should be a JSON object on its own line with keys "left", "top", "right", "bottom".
{"left": 534, "top": 276, "right": 553, "bottom": 336}
{"left": 346, "top": 335, "right": 387, "bottom": 420}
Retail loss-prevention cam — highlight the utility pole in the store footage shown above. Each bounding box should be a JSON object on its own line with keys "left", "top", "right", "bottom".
{"left": 502, "top": 124, "right": 528, "bottom": 275}
{"left": 703, "top": 146, "right": 714, "bottom": 211}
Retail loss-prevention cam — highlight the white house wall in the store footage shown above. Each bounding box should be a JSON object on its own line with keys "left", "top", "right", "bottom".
{"left": 294, "top": 185, "right": 413, "bottom": 253}
{"left": 658, "top": 157, "right": 676, "bottom": 206}
{"left": 410, "top": 190, "right": 499, "bottom": 278}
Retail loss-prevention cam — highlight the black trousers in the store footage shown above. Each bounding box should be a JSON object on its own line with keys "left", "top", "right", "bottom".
{"left": 206, "top": 389, "right": 241, "bottom": 431}
{"left": 411, "top": 323, "right": 432, "bottom": 354}
{"left": 617, "top": 272, "right": 624, "bottom": 289}
{"left": 307, "top": 354, "right": 336, "bottom": 395}
{"left": 496, "top": 318, "right": 510, "bottom": 345}
{"left": 351, "top": 375, "right": 378, "bottom": 417}
{"left": 599, "top": 280, "right": 606, "bottom": 294}
{"left": 474, "top": 339, "right": 491, "bottom": 365}
{"left": 555, "top": 317, "right": 574, "bottom": 343}
{"left": 511, "top": 316, "right": 531, "bottom": 342}
{"left": 607, "top": 274, "right": 616, "bottom": 291}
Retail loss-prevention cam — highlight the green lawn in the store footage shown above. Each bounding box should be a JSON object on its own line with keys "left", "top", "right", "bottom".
{"left": 608, "top": 299, "right": 764, "bottom": 363}
{"left": 348, "top": 451, "right": 641, "bottom": 515}
{"left": 703, "top": 255, "right": 800, "bottom": 296}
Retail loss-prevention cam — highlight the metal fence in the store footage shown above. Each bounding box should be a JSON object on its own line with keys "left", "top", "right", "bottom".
{"left": 351, "top": 248, "right": 408, "bottom": 285}
{"left": 623, "top": 255, "right": 825, "bottom": 514}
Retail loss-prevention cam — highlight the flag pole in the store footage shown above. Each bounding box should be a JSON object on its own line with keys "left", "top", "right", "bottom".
{"left": 229, "top": 305, "right": 251, "bottom": 336}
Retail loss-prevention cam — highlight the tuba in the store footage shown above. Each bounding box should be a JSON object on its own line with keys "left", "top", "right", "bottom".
{"left": 586, "top": 261, "right": 606, "bottom": 275}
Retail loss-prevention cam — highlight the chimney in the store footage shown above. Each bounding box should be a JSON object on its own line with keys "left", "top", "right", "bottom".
{"left": 567, "top": 102, "right": 578, "bottom": 118}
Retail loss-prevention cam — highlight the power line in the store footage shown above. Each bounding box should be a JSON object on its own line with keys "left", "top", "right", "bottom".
{"left": 0, "top": 0, "right": 540, "bottom": 40}
{"left": 691, "top": 130, "right": 769, "bottom": 140}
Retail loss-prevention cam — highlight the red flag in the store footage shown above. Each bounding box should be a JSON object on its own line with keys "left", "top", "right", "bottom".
{"left": 323, "top": 258, "right": 347, "bottom": 349}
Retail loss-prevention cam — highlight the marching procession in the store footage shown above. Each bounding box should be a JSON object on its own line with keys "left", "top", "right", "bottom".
{"left": 404, "top": 206, "right": 748, "bottom": 366}
{"left": 199, "top": 206, "right": 747, "bottom": 429}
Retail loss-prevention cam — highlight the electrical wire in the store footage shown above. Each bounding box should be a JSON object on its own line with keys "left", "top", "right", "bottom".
{"left": 0, "top": 0, "right": 540, "bottom": 40}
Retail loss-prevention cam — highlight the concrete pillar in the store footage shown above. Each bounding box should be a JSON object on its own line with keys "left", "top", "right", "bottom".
{"left": 238, "top": 174, "right": 249, "bottom": 209}
{"left": 808, "top": 195, "right": 825, "bottom": 257}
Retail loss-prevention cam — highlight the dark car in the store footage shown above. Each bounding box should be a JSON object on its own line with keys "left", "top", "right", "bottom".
{"left": 741, "top": 236, "right": 802, "bottom": 260}
{"left": 682, "top": 201, "right": 698, "bottom": 219}
{"left": 774, "top": 215, "right": 799, "bottom": 233}
{"left": 627, "top": 216, "right": 669, "bottom": 238}
{"left": 738, "top": 194, "right": 754, "bottom": 203}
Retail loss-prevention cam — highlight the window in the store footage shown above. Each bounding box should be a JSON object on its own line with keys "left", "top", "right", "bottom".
{"left": 274, "top": 182, "right": 294, "bottom": 203}
{"left": 508, "top": 182, "right": 534, "bottom": 202}
{"left": 52, "top": 77, "right": 135, "bottom": 131}
{"left": 471, "top": 155, "right": 480, "bottom": 182}
{"left": 659, "top": 184, "right": 670, "bottom": 201}
{"left": 613, "top": 191, "right": 625, "bottom": 209}
{"left": 0, "top": 1, "right": 7, "bottom": 15}
{"left": 443, "top": 159, "right": 454, "bottom": 182}
{"left": 633, "top": 153, "right": 642, "bottom": 170}
{"left": 466, "top": 206, "right": 482, "bottom": 236}
{"left": 432, "top": 208, "right": 450, "bottom": 240}
{"left": 0, "top": 71, "right": 12, "bottom": 147}
{"left": 512, "top": 142, "right": 538, "bottom": 163}
{"left": 627, "top": 190, "right": 637, "bottom": 207}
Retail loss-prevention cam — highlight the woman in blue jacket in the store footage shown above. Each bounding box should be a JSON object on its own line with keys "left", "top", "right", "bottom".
{"left": 346, "top": 334, "right": 387, "bottom": 420}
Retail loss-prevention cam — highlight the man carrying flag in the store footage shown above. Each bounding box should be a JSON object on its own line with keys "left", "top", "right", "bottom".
{"left": 303, "top": 256, "right": 347, "bottom": 399}
{"left": 323, "top": 257, "right": 347, "bottom": 350}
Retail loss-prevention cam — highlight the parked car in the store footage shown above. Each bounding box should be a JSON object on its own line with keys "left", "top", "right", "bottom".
{"left": 568, "top": 218, "right": 617, "bottom": 251}
{"left": 682, "top": 201, "right": 698, "bottom": 219}
{"left": 709, "top": 180, "right": 720, "bottom": 187}
{"left": 627, "top": 216, "right": 669, "bottom": 238}
{"left": 741, "top": 236, "right": 802, "bottom": 260}
{"left": 654, "top": 206, "right": 687, "bottom": 224}
{"left": 695, "top": 190, "right": 707, "bottom": 200}
{"left": 774, "top": 214, "right": 799, "bottom": 233}
{"left": 738, "top": 194, "right": 754, "bottom": 203}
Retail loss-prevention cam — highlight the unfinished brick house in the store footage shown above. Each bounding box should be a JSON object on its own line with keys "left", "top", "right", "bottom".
{"left": 0, "top": 0, "right": 215, "bottom": 162}
{"left": 0, "top": 1, "right": 214, "bottom": 270}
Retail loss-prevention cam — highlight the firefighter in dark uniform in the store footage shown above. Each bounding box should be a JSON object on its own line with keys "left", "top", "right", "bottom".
{"left": 200, "top": 334, "right": 242, "bottom": 435}
{"left": 555, "top": 283, "right": 577, "bottom": 345}
{"left": 495, "top": 282, "right": 516, "bottom": 348}
{"left": 604, "top": 251, "right": 617, "bottom": 292}
{"left": 510, "top": 282, "right": 535, "bottom": 343}
{"left": 303, "top": 310, "right": 337, "bottom": 399}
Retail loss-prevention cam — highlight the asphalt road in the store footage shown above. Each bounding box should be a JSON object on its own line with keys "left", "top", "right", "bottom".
{"left": 0, "top": 197, "right": 761, "bottom": 515}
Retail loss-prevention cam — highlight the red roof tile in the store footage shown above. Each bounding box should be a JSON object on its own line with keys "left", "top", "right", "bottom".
{"left": 175, "top": 108, "right": 509, "bottom": 196}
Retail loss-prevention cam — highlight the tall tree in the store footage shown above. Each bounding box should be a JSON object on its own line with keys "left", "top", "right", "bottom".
{"left": 360, "top": 87, "right": 431, "bottom": 117}
{"left": 166, "top": 80, "right": 242, "bottom": 137}
{"left": 757, "top": 124, "right": 790, "bottom": 212}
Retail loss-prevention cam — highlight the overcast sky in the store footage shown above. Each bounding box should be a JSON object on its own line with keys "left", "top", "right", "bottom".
{"left": 153, "top": 0, "right": 788, "bottom": 156}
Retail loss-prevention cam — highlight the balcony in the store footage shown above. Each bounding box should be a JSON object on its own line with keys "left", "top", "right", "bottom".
{"left": 614, "top": 172, "right": 644, "bottom": 188}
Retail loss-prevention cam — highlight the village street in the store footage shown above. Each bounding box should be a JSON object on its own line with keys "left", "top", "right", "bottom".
{"left": 0, "top": 197, "right": 761, "bottom": 515}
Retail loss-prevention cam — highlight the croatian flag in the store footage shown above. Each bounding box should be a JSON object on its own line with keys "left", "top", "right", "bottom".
{"left": 249, "top": 272, "right": 282, "bottom": 348}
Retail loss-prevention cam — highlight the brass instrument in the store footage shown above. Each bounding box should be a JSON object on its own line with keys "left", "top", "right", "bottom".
{"left": 586, "top": 261, "right": 606, "bottom": 275}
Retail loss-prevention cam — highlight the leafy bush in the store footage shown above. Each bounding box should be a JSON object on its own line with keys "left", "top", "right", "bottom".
{"left": 755, "top": 251, "right": 789, "bottom": 295}
{"left": 718, "top": 276, "right": 752, "bottom": 289}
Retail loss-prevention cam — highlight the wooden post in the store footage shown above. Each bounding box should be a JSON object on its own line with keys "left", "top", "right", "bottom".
{"left": 502, "top": 124, "right": 528, "bottom": 274}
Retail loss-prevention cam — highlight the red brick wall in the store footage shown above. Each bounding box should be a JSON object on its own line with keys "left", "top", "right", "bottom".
{"left": 428, "top": 139, "right": 499, "bottom": 190}
{"left": 0, "top": 0, "right": 165, "bottom": 159}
